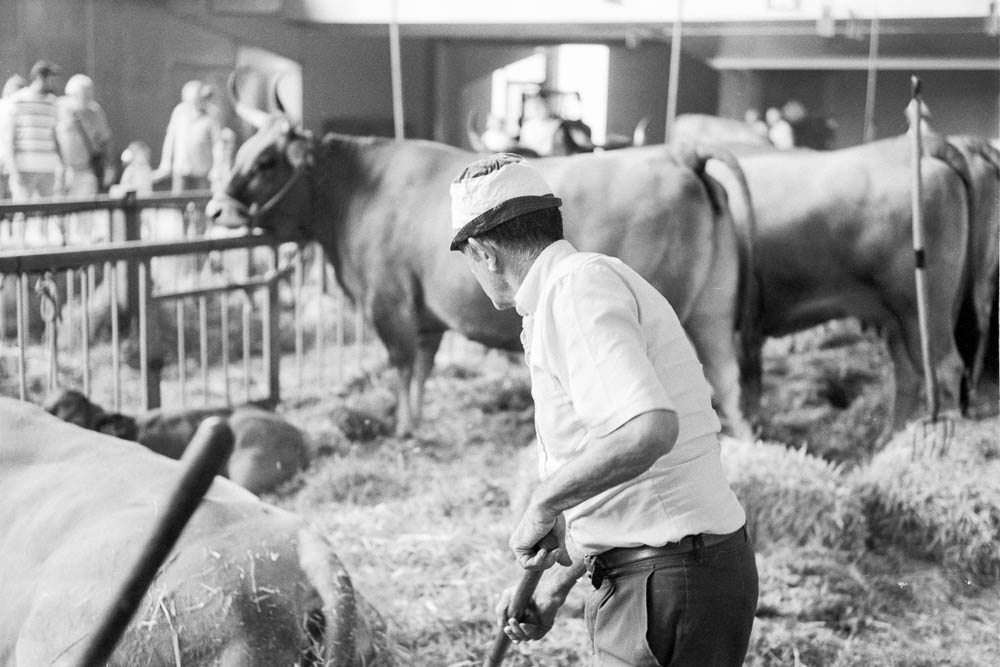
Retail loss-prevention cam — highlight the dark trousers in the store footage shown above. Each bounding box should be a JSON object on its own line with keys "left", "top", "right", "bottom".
{"left": 584, "top": 528, "right": 758, "bottom": 666}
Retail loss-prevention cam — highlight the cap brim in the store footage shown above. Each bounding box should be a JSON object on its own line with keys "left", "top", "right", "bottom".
{"left": 449, "top": 194, "right": 561, "bottom": 251}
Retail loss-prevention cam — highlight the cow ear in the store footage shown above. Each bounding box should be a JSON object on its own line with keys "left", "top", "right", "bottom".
{"left": 286, "top": 140, "right": 312, "bottom": 168}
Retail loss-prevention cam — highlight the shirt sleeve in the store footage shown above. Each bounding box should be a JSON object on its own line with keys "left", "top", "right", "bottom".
{"left": 546, "top": 262, "right": 676, "bottom": 437}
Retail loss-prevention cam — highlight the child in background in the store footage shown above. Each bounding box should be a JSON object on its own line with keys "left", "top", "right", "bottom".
{"left": 114, "top": 140, "right": 153, "bottom": 196}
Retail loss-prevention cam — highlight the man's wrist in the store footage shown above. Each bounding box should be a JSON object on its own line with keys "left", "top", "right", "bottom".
{"left": 529, "top": 483, "right": 562, "bottom": 518}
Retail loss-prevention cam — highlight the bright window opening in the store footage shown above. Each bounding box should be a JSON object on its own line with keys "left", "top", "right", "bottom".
{"left": 489, "top": 44, "right": 610, "bottom": 148}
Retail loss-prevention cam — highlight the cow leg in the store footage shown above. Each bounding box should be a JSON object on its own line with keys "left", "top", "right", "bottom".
{"left": 391, "top": 361, "right": 416, "bottom": 437}
{"left": 684, "top": 311, "right": 753, "bottom": 441}
{"left": 885, "top": 311, "right": 965, "bottom": 436}
{"left": 410, "top": 331, "right": 444, "bottom": 427}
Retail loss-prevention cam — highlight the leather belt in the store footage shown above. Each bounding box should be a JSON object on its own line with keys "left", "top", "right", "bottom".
{"left": 586, "top": 526, "right": 746, "bottom": 589}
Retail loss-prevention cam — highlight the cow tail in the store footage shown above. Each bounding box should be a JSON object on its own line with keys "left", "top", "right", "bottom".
{"left": 296, "top": 527, "right": 380, "bottom": 667}
{"left": 689, "top": 143, "right": 764, "bottom": 419}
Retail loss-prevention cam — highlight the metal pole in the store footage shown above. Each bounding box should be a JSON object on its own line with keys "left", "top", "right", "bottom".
{"left": 863, "top": 14, "right": 880, "bottom": 143}
{"left": 908, "top": 76, "right": 939, "bottom": 420}
{"left": 389, "top": 0, "right": 406, "bottom": 139}
{"left": 664, "top": 0, "right": 684, "bottom": 143}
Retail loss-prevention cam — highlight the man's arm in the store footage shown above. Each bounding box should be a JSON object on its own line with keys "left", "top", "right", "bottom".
{"left": 496, "top": 535, "right": 588, "bottom": 642}
{"left": 510, "top": 408, "right": 678, "bottom": 569}
{"left": 152, "top": 107, "right": 178, "bottom": 182}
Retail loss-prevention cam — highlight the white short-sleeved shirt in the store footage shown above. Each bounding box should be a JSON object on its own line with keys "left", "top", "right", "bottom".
{"left": 514, "top": 240, "right": 746, "bottom": 554}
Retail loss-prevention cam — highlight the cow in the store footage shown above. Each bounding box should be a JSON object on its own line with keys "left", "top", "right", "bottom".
{"left": 0, "top": 396, "right": 385, "bottom": 666}
{"left": 725, "top": 133, "right": 972, "bottom": 437}
{"left": 943, "top": 135, "right": 999, "bottom": 399}
{"left": 207, "top": 79, "right": 760, "bottom": 439}
{"left": 671, "top": 113, "right": 773, "bottom": 150}
{"left": 43, "top": 388, "right": 309, "bottom": 495}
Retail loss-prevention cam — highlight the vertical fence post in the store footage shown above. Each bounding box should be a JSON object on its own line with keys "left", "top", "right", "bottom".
{"left": 139, "top": 260, "right": 161, "bottom": 410}
{"left": 263, "top": 244, "right": 281, "bottom": 405}
{"left": 122, "top": 191, "right": 141, "bottom": 329}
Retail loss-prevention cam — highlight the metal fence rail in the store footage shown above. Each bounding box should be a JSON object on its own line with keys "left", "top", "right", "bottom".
{"left": 0, "top": 192, "right": 377, "bottom": 416}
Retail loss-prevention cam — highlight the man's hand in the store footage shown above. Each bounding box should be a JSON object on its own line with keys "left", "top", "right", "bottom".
{"left": 510, "top": 507, "right": 572, "bottom": 570}
{"left": 494, "top": 585, "right": 564, "bottom": 643}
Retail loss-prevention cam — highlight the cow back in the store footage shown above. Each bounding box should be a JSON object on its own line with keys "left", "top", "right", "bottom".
{"left": 0, "top": 397, "right": 382, "bottom": 666}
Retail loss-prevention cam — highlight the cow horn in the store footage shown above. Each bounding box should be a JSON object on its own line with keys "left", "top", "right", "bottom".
{"left": 269, "top": 71, "right": 287, "bottom": 115}
{"left": 228, "top": 69, "right": 270, "bottom": 129}
{"left": 269, "top": 70, "right": 305, "bottom": 128}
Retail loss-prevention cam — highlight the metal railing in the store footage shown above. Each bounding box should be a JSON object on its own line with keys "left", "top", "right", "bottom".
{"left": 0, "top": 191, "right": 372, "bottom": 414}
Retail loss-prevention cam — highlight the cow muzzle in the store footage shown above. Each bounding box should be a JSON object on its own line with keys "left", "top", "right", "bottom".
{"left": 206, "top": 193, "right": 253, "bottom": 229}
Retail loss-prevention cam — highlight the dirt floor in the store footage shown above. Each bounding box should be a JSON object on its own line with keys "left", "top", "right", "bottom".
{"left": 3, "top": 319, "right": 998, "bottom": 665}
{"left": 256, "top": 321, "right": 999, "bottom": 666}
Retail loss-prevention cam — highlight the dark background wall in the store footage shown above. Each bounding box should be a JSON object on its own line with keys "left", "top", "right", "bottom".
{"left": 2, "top": 0, "right": 996, "bottom": 169}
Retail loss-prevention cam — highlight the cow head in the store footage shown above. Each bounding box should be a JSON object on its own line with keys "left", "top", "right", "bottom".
{"left": 43, "top": 388, "right": 105, "bottom": 430}
{"left": 206, "top": 70, "right": 316, "bottom": 243}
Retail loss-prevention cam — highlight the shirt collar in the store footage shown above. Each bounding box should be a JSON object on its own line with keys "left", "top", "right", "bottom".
{"left": 514, "top": 239, "right": 577, "bottom": 317}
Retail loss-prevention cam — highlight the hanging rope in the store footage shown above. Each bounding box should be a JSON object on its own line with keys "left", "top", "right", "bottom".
{"left": 35, "top": 271, "right": 61, "bottom": 392}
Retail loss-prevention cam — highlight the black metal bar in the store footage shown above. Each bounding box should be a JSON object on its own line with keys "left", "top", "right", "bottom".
{"left": 0, "top": 233, "right": 271, "bottom": 273}
{"left": 0, "top": 191, "right": 212, "bottom": 217}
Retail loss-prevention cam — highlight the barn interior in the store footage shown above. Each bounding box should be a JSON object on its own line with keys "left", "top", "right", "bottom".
{"left": 1, "top": 0, "right": 997, "bottom": 167}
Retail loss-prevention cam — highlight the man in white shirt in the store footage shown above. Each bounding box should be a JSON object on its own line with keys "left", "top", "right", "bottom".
{"left": 153, "top": 80, "right": 224, "bottom": 194}
{"left": 450, "top": 153, "right": 757, "bottom": 666}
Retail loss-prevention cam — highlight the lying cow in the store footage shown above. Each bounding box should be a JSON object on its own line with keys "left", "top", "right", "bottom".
{"left": 0, "top": 396, "right": 384, "bottom": 666}
{"left": 43, "top": 388, "right": 308, "bottom": 495}
{"left": 208, "top": 72, "right": 760, "bottom": 439}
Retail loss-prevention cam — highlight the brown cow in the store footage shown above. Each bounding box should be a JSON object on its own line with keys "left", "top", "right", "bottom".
{"left": 945, "top": 135, "right": 999, "bottom": 398}
{"left": 671, "top": 113, "right": 773, "bottom": 150}
{"left": 726, "top": 133, "right": 971, "bottom": 436}
{"left": 208, "top": 84, "right": 759, "bottom": 439}
{"left": 0, "top": 396, "right": 385, "bottom": 666}
{"left": 43, "top": 388, "right": 308, "bottom": 495}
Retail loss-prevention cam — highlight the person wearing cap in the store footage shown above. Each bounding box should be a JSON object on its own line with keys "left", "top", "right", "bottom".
{"left": 153, "top": 79, "right": 224, "bottom": 196}
{"left": 450, "top": 153, "right": 758, "bottom": 666}
{"left": 56, "top": 73, "right": 114, "bottom": 197}
{"left": 2, "top": 60, "right": 64, "bottom": 202}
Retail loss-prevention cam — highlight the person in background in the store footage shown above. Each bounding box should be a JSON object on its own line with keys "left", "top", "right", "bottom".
{"left": 765, "top": 106, "right": 795, "bottom": 150}
{"left": 451, "top": 153, "right": 758, "bottom": 666}
{"left": 2, "top": 60, "right": 63, "bottom": 202}
{"left": 56, "top": 73, "right": 113, "bottom": 198}
{"left": 153, "top": 80, "right": 224, "bottom": 194}
{"left": 115, "top": 140, "right": 153, "bottom": 197}
{"left": 744, "top": 107, "right": 770, "bottom": 142}
{"left": 481, "top": 114, "right": 517, "bottom": 153}
{"left": 0, "top": 74, "right": 28, "bottom": 201}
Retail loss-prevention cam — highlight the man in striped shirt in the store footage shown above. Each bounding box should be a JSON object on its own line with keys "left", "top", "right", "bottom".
{"left": 2, "top": 60, "right": 63, "bottom": 202}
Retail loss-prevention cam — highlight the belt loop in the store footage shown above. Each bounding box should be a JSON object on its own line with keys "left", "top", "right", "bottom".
{"left": 693, "top": 534, "right": 705, "bottom": 564}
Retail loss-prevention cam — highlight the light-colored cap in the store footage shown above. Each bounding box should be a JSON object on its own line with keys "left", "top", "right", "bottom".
{"left": 449, "top": 153, "right": 561, "bottom": 251}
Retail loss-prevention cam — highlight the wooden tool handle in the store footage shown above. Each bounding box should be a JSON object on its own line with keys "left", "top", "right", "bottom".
{"left": 483, "top": 567, "right": 544, "bottom": 667}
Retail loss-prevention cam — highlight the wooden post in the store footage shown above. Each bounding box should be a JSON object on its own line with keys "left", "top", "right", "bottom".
{"left": 262, "top": 244, "right": 281, "bottom": 405}
{"left": 665, "top": 0, "right": 684, "bottom": 143}
{"left": 139, "top": 260, "right": 161, "bottom": 410}
{"left": 389, "top": 0, "right": 405, "bottom": 139}
{"left": 122, "top": 191, "right": 141, "bottom": 329}
{"left": 863, "top": 14, "right": 880, "bottom": 143}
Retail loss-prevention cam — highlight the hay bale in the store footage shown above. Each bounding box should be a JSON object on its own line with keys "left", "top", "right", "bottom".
{"left": 852, "top": 418, "right": 1000, "bottom": 582}
{"left": 720, "top": 436, "right": 868, "bottom": 552}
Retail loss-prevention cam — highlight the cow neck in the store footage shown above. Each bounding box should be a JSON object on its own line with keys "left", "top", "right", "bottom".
{"left": 311, "top": 135, "right": 374, "bottom": 301}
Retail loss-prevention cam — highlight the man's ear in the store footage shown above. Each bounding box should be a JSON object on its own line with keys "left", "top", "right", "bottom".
{"left": 467, "top": 237, "right": 500, "bottom": 273}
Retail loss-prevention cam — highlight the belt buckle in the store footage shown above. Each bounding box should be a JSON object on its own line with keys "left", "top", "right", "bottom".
{"left": 585, "top": 555, "right": 606, "bottom": 589}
